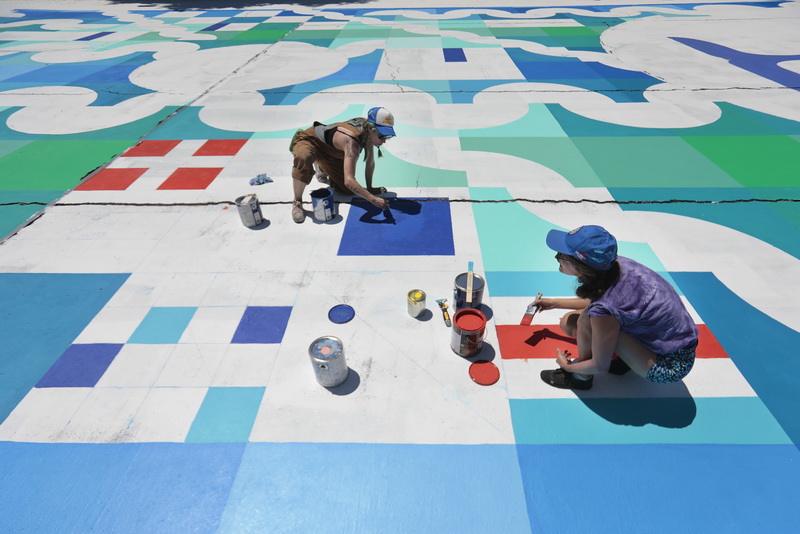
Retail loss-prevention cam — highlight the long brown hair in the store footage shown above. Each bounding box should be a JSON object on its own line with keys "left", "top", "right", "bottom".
{"left": 557, "top": 253, "right": 620, "bottom": 301}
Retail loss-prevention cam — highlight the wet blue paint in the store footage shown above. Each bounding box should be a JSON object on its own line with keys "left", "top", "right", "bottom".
{"left": 518, "top": 444, "right": 800, "bottom": 534}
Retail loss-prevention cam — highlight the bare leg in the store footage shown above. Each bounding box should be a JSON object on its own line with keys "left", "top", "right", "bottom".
{"left": 613, "top": 333, "right": 658, "bottom": 378}
{"left": 292, "top": 177, "right": 306, "bottom": 202}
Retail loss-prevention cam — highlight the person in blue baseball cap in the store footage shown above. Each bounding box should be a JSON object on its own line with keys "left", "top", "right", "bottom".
{"left": 531, "top": 225, "right": 699, "bottom": 390}
{"left": 288, "top": 106, "right": 395, "bottom": 223}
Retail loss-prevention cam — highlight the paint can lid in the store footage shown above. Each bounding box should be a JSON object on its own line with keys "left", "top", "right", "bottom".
{"left": 328, "top": 304, "right": 355, "bottom": 324}
{"left": 309, "top": 336, "right": 343, "bottom": 361}
{"left": 469, "top": 360, "right": 500, "bottom": 386}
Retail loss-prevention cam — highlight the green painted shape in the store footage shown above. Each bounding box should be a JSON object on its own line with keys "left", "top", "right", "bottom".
{"left": 460, "top": 136, "right": 603, "bottom": 187}
{"left": 376, "top": 149, "right": 467, "bottom": 188}
{"left": 284, "top": 29, "right": 342, "bottom": 39}
{"left": 0, "top": 141, "right": 30, "bottom": 158}
{"left": 542, "top": 26, "right": 600, "bottom": 36}
{"left": 441, "top": 36, "right": 498, "bottom": 48}
{"left": 488, "top": 27, "right": 550, "bottom": 38}
{"left": 672, "top": 102, "right": 785, "bottom": 137}
{"left": 572, "top": 136, "right": 742, "bottom": 188}
{"left": 0, "top": 190, "right": 61, "bottom": 238}
{"left": 459, "top": 104, "right": 568, "bottom": 138}
{"left": 231, "top": 30, "right": 295, "bottom": 41}
{"left": 0, "top": 139, "right": 133, "bottom": 190}
{"left": 127, "top": 31, "right": 175, "bottom": 41}
{"left": 682, "top": 135, "right": 800, "bottom": 188}
{"left": 547, "top": 104, "right": 672, "bottom": 137}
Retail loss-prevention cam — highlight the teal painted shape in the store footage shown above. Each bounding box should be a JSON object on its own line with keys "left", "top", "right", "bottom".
{"left": 148, "top": 107, "right": 251, "bottom": 140}
{"left": 459, "top": 103, "right": 568, "bottom": 138}
{"left": 487, "top": 271, "right": 578, "bottom": 297}
{"left": 0, "top": 273, "right": 129, "bottom": 423}
{"left": 510, "top": 397, "right": 791, "bottom": 445}
{"left": 127, "top": 307, "right": 197, "bottom": 344}
{"left": 0, "top": 190, "right": 59, "bottom": 238}
{"left": 673, "top": 272, "right": 800, "bottom": 445}
{"left": 611, "top": 187, "right": 800, "bottom": 260}
{"left": 186, "top": 387, "right": 265, "bottom": 443}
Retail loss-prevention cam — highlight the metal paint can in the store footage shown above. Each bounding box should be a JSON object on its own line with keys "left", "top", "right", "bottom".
{"left": 450, "top": 308, "right": 487, "bottom": 357}
{"left": 235, "top": 194, "right": 263, "bottom": 227}
{"left": 310, "top": 187, "right": 336, "bottom": 222}
{"left": 308, "top": 335, "right": 348, "bottom": 388}
{"left": 407, "top": 289, "right": 426, "bottom": 318}
{"left": 453, "top": 272, "right": 485, "bottom": 312}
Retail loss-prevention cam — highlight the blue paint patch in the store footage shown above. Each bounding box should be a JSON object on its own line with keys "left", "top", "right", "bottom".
{"left": 510, "top": 397, "right": 791, "bottom": 444}
{"left": 0, "top": 442, "right": 245, "bottom": 533}
{"left": 338, "top": 198, "right": 455, "bottom": 256}
{"left": 35, "top": 343, "right": 123, "bottom": 388}
{"left": 443, "top": 48, "right": 467, "bottom": 62}
{"left": 218, "top": 443, "right": 531, "bottom": 533}
{"left": 186, "top": 387, "right": 265, "bottom": 443}
{"left": 231, "top": 306, "right": 292, "bottom": 344}
{"left": 127, "top": 307, "right": 197, "bottom": 344}
{"left": 518, "top": 444, "right": 800, "bottom": 534}
{"left": 202, "top": 22, "right": 230, "bottom": 31}
{"left": 673, "top": 272, "right": 800, "bottom": 445}
{"left": 0, "top": 273, "right": 129, "bottom": 423}
{"left": 487, "top": 271, "right": 578, "bottom": 297}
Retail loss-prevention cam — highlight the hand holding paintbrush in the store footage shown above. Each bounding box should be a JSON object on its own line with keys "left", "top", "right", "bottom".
{"left": 520, "top": 292, "right": 543, "bottom": 325}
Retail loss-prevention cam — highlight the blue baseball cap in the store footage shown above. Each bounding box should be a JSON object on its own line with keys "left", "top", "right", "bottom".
{"left": 546, "top": 225, "right": 618, "bottom": 270}
{"left": 367, "top": 107, "right": 395, "bottom": 137}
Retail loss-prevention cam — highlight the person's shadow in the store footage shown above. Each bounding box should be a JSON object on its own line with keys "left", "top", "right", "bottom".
{"left": 351, "top": 195, "right": 422, "bottom": 224}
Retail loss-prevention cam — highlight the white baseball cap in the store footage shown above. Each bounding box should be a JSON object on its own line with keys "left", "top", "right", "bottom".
{"left": 367, "top": 107, "right": 396, "bottom": 137}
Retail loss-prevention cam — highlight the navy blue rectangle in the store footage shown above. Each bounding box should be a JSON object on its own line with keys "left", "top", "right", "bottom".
{"left": 443, "top": 48, "right": 467, "bottom": 62}
{"left": 76, "top": 32, "right": 113, "bottom": 41}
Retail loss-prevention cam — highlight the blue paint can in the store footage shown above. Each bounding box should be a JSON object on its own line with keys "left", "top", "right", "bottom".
{"left": 311, "top": 187, "right": 336, "bottom": 222}
{"left": 235, "top": 194, "right": 263, "bottom": 227}
{"left": 453, "top": 272, "right": 485, "bottom": 312}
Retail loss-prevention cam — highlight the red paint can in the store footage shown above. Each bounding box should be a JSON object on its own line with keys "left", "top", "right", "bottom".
{"left": 450, "top": 308, "right": 487, "bottom": 357}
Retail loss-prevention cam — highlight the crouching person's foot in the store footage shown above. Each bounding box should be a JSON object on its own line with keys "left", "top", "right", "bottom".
{"left": 540, "top": 368, "right": 593, "bottom": 390}
{"left": 291, "top": 200, "right": 305, "bottom": 223}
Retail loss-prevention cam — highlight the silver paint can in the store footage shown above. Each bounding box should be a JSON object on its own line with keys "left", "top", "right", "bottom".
{"left": 308, "top": 335, "right": 349, "bottom": 388}
{"left": 235, "top": 194, "right": 263, "bottom": 227}
{"left": 407, "top": 289, "right": 426, "bottom": 318}
{"left": 453, "top": 272, "right": 485, "bottom": 312}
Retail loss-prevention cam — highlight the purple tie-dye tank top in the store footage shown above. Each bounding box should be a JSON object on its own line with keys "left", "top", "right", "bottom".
{"left": 587, "top": 257, "right": 698, "bottom": 354}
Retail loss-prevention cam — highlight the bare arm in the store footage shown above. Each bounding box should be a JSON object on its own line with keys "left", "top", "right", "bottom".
{"left": 336, "top": 132, "right": 386, "bottom": 209}
{"left": 533, "top": 297, "right": 591, "bottom": 310}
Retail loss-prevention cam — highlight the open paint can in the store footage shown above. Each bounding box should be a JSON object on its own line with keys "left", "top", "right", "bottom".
{"left": 311, "top": 187, "right": 336, "bottom": 222}
{"left": 308, "top": 335, "right": 348, "bottom": 388}
{"left": 451, "top": 308, "right": 487, "bottom": 357}
{"left": 407, "top": 289, "right": 426, "bottom": 318}
{"left": 235, "top": 194, "right": 263, "bottom": 227}
{"left": 453, "top": 272, "right": 485, "bottom": 312}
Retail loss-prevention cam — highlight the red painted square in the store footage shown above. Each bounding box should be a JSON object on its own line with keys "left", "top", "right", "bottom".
{"left": 193, "top": 139, "right": 248, "bottom": 156}
{"left": 122, "top": 140, "right": 181, "bottom": 157}
{"left": 157, "top": 167, "right": 222, "bottom": 190}
{"left": 75, "top": 168, "right": 148, "bottom": 191}
{"left": 497, "top": 323, "right": 729, "bottom": 360}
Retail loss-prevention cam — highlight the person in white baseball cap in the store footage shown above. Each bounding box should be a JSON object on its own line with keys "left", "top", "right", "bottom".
{"left": 288, "top": 107, "right": 396, "bottom": 223}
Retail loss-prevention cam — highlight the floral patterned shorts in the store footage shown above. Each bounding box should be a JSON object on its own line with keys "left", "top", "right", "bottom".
{"left": 645, "top": 344, "right": 696, "bottom": 384}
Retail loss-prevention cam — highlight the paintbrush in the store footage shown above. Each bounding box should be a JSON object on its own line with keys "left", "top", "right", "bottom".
{"left": 466, "top": 261, "right": 474, "bottom": 305}
{"left": 520, "top": 292, "right": 543, "bottom": 325}
{"left": 435, "top": 298, "right": 452, "bottom": 327}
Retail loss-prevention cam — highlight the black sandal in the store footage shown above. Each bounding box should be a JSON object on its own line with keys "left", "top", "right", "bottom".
{"left": 540, "top": 368, "right": 594, "bottom": 390}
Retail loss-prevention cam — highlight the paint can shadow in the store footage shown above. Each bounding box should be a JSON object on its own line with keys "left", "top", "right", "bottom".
{"left": 327, "top": 368, "right": 360, "bottom": 396}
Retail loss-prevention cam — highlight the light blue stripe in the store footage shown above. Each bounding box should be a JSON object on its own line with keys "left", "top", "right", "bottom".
{"left": 510, "top": 397, "right": 792, "bottom": 444}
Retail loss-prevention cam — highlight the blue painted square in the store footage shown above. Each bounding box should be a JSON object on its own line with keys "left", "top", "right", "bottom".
{"left": 443, "top": 48, "right": 467, "bottom": 62}
{"left": 231, "top": 306, "right": 292, "bottom": 344}
{"left": 36, "top": 344, "right": 123, "bottom": 388}
{"left": 338, "top": 198, "right": 455, "bottom": 256}
{"left": 128, "top": 307, "right": 197, "bottom": 344}
{"left": 76, "top": 31, "right": 113, "bottom": 41}
{"left": 186, "top": 387, "right": 265, "bottom": 443}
